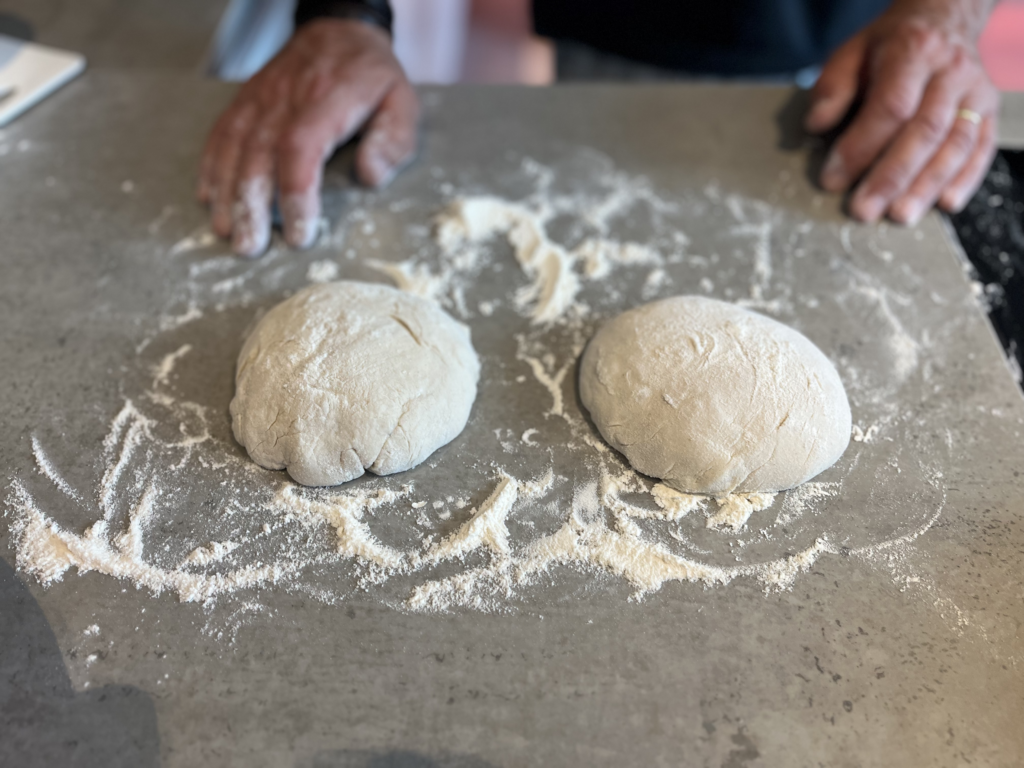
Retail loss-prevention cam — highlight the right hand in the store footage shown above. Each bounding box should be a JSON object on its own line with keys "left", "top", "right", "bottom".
{"left": 804, "top": 0, "right": 999, "bottom": 225}
{"left": 198, "top": 18, "right": 420, "bottom": 257}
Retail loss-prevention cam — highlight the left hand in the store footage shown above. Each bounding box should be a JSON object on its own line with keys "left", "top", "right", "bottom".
{"left": 805, "top": 0, "right": 1000, "bottom": 225}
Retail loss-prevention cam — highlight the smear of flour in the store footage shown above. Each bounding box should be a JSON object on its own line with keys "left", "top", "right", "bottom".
{"left": 775, "top": 482, "right": 841, "bottom": 526}
{"left": 432, "top": 195, "right": 666, "bottom": 325}
{"left": 152, "top": 344, "right": 192, "bottom": 387}
{"left": 852, "top": 424, "right": 880, "bottom": 443}
{"left": 648, "top": 484, "right": 706, "bottom": 520}
{"left": 170, "top": 227, "right": 218, "bottom": 255}
{"left": 854, "top": 285, "right": 920, "bottom": 381}
{"left": 7, "top": 479, "right": 291, "bottom": 603}
{"left": 31, "top": 436, "right": 83, "bottom": 504}
{"left": 405, "top": 467, "right": 817, "bottom": 611}
{"left": 366, "top": 259, "right": 447, "bottom": 300}
{"left": 157, "top": 302, "right": 204, "bottom": 334}
{"left": 517, "top": 352, "right": 571, "bottom": 419}
{"left": 185, "top": 540, "right": 241, "bottom": 567}
{"left": 436, "top": 197, "right": 581, "bottom": 324}
{"left": 274, "top": 484, "right": 406, "bottom": 571}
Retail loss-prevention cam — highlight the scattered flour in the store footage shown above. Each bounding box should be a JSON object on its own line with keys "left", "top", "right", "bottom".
{"left": 4, "top": 151, "right": 952, "bottom": 619}
{"left": 306, "top": 259, "right": 340, "bottom": 283}
{"left": 31, "top": 436, "right": 83, "bottom": 504}
{"left": 152, "top": 344, "right": 192, "bottom": 388}
{"left": 185, "top": 541, "right": 241, "bottom": 567}
{"left": 775, "top": 482, "right": 841, "bottom": 526}
{"left": 852, "top": 424, "right": 880, "bottom": 443}
{"left": 170, "top": 227, "right": 218, "bottom": 255}
{"left": 706, "top": 493, "right": 777, "bottom": 532}
{"left": 8, "top": 479, "right": 291, "bottom": 603}
{"left": 436, "top": 197, "right": 582, "bottom": 324}
{"left": 647, "top": 484, "right": 705, "bottom": 521}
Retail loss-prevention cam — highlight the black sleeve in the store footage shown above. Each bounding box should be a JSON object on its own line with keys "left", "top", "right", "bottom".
{"left": 294, "top": 0, "right": 394, "bottom": 35}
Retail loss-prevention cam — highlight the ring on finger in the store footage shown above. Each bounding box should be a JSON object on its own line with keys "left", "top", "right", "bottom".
{"left": 957, "top": 108, "right": 982, "bottom": 125}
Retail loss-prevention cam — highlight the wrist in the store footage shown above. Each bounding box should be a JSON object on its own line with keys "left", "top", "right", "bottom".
{"left": 294, "top": 0, "right": 393, "bottom": 36}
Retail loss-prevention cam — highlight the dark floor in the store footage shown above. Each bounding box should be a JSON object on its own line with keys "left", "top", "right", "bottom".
{"left": 947, "top": 150, "right": 1024, "bottom": 386}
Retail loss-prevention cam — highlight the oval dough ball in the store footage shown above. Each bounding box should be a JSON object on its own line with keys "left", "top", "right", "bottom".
{"left": 579, "top": 296, "right": 851, "bottom": 495}
{"left": 230, "top": 281, "right": 480, "bottom": 487}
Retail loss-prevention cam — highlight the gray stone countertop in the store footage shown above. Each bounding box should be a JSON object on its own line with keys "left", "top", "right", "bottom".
{"left": 0, "top": 71, "right": 1022, "bottom": 768}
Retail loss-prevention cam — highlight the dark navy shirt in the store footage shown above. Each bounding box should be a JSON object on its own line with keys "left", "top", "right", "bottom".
{"left": 532, "top": 0, "right": 891, "bottom": 75}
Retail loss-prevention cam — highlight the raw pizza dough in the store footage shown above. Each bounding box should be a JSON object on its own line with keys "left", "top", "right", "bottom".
{"left": 231, "top": 281, "right": 480, "bottom": 486}
{"left": 579, "top": 296, "right": 851, "bottom": 495}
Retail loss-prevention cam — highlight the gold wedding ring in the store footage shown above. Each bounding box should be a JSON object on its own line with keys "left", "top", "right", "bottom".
{"left": 957, "top": 108, "right": 982, "bottom": 125}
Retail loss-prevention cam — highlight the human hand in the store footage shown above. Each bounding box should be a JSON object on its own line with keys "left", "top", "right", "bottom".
{"left": 199, "top": 18, "right": 419, "bottom": 257}
{"left": 805, "top": 0, "right": 1000, "bottom": 225}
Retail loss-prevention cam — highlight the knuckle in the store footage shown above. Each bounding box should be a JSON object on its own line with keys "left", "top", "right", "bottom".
{"left": 946, "top": 123, "right": 976, "bottom": 154}
{"left": 277, "top": 126, "right": 310, "bottom": 155}
{"left": 914, "top": 111, "right": 948, "bottom": 145}
{"left": 223, "top": 110, "right": 253, "bottom": 138}
{"left": 246, "top": 124, "right": 278, "bottom": 151}
{"left": 900, "top": 23, "right": 941, "bottom": 53}
{"left": 877, "top": 89, "right": 917, "bottom": 123}
{"left": 948, "top": 47, "right": 972, "bottom": 75}
{"left": 867, "top": 167, "right": 908, "bottom": 200}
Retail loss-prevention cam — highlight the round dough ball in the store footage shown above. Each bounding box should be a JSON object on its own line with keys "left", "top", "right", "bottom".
{"left": 579, "top": 296, "right": 851, "bottom": 495}
{"left": 230, "top": 281, "right": 480, "bottom": 487}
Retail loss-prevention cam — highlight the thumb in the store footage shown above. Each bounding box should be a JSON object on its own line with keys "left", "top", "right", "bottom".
{"left": 805, "top": 33, "right": 867, "bottom": 134}
{"left": 355, "top": 80, "right": 420, "bottom": 189}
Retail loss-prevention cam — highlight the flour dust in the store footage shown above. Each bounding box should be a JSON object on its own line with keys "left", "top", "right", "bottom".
{"left": 6, "top": 150, "right": 955, "bottom": 617}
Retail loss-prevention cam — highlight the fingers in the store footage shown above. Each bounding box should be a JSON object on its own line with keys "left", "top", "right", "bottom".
{"left": 197, "top": 128, "right": 218, "bottom": 204}
{"left": 355, "top": 80, "right": 420, "bottom": 188}
{"left": 231, "top": 110, "right": 286, "bottom": 257}
{"left": 820, "top": 29, "right": 940, "bottom": 193}
{"left": 848, "top": 53, "right": 976, "bottom": 222}
{"left": 277, "top": 116, "right": 336, "bottom": 249}
{"left": 889, "top": 82, "right": 998, "bottom": 223}
{"left": 939, "top": 114, "right": 997, "bottom": 213}
{"left": 805, "top": 34, "right": 867, "bottom": 134}
{"left": 888, "top": 111, "right": 980, "bottom": 224}
{"left": 275, "top": 75, "right": 404, "bottom": 247}
{"left": 205, "top": 103, "right": 258, "bottom": 239}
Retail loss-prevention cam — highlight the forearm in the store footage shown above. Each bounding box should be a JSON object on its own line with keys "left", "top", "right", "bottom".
{"left": 294, "top": 0, "right": 394, "bottom": 34}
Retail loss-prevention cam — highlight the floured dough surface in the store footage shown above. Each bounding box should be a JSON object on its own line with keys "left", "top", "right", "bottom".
{"left": 579, "top": 296, "right": 851, "bottom": 495}
{"left": 231, "top": 281, "right": 480, "bottom": 486}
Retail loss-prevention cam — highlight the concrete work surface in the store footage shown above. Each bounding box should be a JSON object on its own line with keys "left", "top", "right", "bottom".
{"left": 1, "top": 74, "right": 1023, "bottom": 767}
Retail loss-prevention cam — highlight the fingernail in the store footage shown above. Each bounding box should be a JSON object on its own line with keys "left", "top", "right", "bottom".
{"left": 805, "top": 97, "right": 835, "bottom": 131}
{"left": 231, "top": 178, "right": 271, "bottom": 258}
{"left": 944, "top": 188, "right": 971, "bottom": 214}
{"left": 281, "top": 191, "right": 320, "bottom": 250}
{"left": 365, "top": 152, "right": 397, "bottom": 189}
{"left": 853, "top": 193, "right": 885, "bottom": 223}
{"left": 821, "top": 152, "right": 847, "bottom": 191}
{"left": 894, "top": 198, "right": 927, "bottom": 226}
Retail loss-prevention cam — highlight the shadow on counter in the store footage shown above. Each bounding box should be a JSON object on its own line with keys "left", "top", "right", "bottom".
{"left": 0, "top": 556, "right": 160, "bottom": 768}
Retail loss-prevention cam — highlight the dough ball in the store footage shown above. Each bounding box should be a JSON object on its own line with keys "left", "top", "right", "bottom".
{"left": 579, "top": 296, "right": 851, "bottom": 495}
{"left": 230, "top": 281, "right": 480, "bottom": 487}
